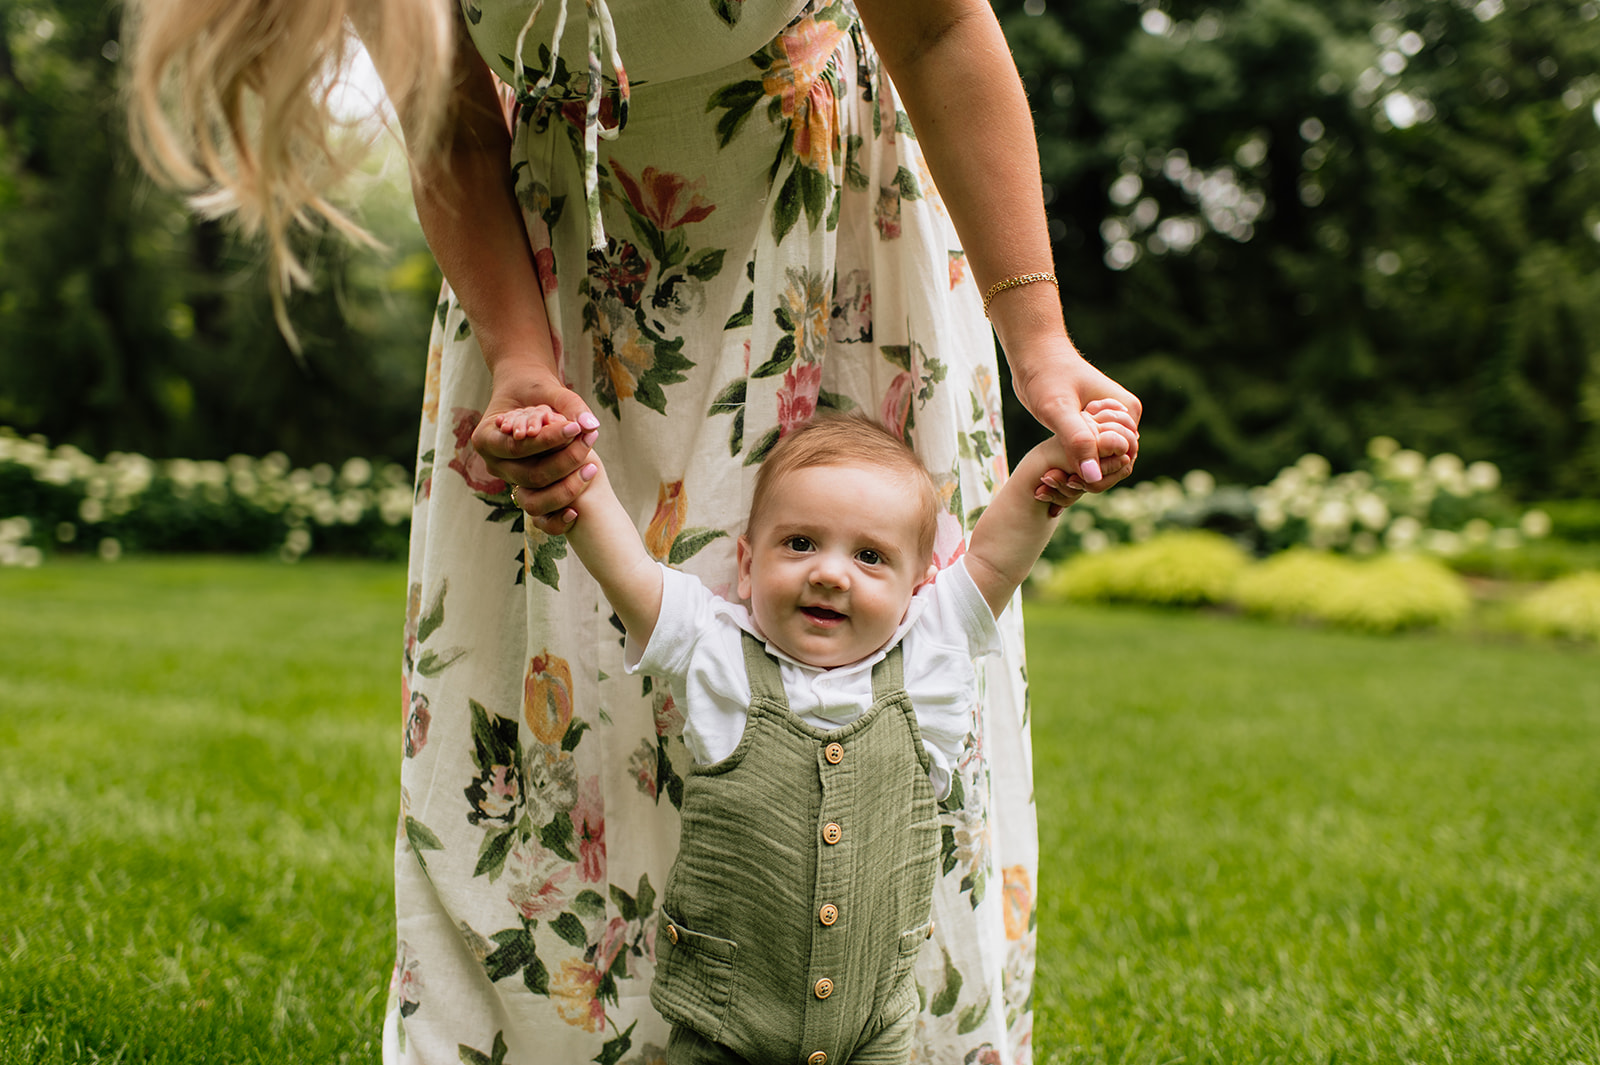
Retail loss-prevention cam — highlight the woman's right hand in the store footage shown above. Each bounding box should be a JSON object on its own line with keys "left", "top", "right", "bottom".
{"left": 471, "top": 362, "right": 599, "bottom": 522}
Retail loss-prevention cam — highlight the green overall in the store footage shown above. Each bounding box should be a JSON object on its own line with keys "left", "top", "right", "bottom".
{"left": 651, "top": 634, "right": 941, "bottom": 1065}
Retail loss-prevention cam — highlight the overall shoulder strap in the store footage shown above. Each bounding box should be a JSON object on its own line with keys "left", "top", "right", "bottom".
{"left": 870, "top": 643, "right": 905, "bottom": 702}
{"left": 740, "top": 631, "right": 789, "bottom": 708}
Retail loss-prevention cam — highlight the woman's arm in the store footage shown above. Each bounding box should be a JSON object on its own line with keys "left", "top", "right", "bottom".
{"left": 402, "top": 18, "right": 598, "bottom": 517}
{"left": 854, "top": 0, "right": 1142, "bottom": 488}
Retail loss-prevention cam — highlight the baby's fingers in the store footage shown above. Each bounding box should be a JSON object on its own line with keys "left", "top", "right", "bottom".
{"left": 1095, "top": 423, "right": 1137, "bottom": 457}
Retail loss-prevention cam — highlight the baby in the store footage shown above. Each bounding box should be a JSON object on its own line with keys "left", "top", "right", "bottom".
{"left": 501, "top": 405, "right": 1134, "bottom": 1065}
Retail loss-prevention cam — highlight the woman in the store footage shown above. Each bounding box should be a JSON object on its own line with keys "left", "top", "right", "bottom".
{"left": 127, "top": 0, "right": 1140, "bottom": 1061}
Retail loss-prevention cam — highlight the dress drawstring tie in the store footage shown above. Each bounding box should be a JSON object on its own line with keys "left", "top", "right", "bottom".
{"left": 512, "top": 0, "right": 631, "bottom": 249}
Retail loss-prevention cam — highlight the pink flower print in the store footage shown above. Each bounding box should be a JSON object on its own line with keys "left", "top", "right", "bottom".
{"left": 391, "top": 944, "right": 423, "bottom": 1018}
{"left": 505, "top": 837, "right": 573, "bottom": 920}
{"left": 652, "top": 690, "right": 683, "bottom": 738}
{"left": 597, "top": 915, "right": 631, "bottom": 974}
{"left": 629, "top": 739, "right": 659, "bottom": 800}
{"left": 447, "top": 408, "right": 507, "bottom": 496}
{"left": 404, "top": 691, "right": 431, "bottom": 758}
{"left": 881, "top": 371, "right": 914, "bottom": 439}
{"left": 573, "top": 776, "right": 605, "bottom": 884}
{"left": 933, "top": 509, "right": 967, "bottom": 571}
{"left": 611, "top": 162, "right": 716, "bottom": 231}
{"left": 533, "top": 246, "right": 559, "bottom": 296}
{"left": 874, "top": 186, "right": 902, "bottom": 240}
{"left": 777, "top": 362, "right": 823, "bottom": 436}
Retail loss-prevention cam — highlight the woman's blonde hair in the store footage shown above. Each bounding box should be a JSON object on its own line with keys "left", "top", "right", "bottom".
{"left": 123, "top": 0, "right": 457, "bottom": 340}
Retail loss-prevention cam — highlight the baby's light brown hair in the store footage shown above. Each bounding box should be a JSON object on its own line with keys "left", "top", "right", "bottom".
{"left": 748, "top": 413, "right": 941, "bottom": 562}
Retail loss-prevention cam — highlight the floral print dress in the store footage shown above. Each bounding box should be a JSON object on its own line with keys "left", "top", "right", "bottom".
{"left": 387, "top": 1, "right": 1038, "bottom": 1062}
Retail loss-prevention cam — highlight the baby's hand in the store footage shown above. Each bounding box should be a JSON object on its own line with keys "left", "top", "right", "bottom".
{"left": 1035, "top": 401, "right": 1139, "bottom": 512}
{"left": 495, "top": 404, "right": 570, "bottom": 442}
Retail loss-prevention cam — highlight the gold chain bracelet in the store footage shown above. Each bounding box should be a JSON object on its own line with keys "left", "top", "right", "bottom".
{"left": 982, "top": 272, "right": 1059, "bottom": 317}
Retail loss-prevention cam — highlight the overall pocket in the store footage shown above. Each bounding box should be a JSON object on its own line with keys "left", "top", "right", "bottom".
{"left": 650, "top": 911, "right": 739, "bottom": 1041}
{"left": 877, "top": 918, "right": 934, "bottom": 1022}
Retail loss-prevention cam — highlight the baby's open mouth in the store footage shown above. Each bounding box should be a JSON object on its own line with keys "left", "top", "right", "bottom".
{"left": 801, "top": 606, "right": 845, "bottom": 622}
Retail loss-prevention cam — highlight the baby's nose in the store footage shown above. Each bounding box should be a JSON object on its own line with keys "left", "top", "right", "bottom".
{"left": 810, "top": 555, "right": 850, "bottom": 588}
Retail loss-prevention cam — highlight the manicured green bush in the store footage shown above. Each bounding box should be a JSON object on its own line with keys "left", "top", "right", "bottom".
{"left": 1043, "top": 530, "right": 1249, "bottom": 607}
{"left": 1509, "top": 572, "right": 1600, "bottom": 643}
{"left": 1233, "top": 549, "right": 1472, "bottom": 633}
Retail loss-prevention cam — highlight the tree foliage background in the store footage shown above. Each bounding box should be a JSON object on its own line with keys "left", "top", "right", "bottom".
{"left": 2, "top": 0, "right": 1598, "bottom": 496}
{"left": 0, "top": 0, "right": 439, "bottom": 469}
{"left": 998, "top": 0, "right": 1600, "bottom": 497}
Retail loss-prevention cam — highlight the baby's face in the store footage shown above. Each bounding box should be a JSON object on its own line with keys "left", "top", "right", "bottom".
{"left": 737, "top": 463, "right": 937, "bottom": 669}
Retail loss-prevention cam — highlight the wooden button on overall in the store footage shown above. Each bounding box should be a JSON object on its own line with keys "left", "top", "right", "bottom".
{"left": 814, "top": 977, "right": 834, "bottom": 999}
{"left": 666, "top": 925, "right": 678, "bottom": 944}
{"left": 808, "top": 1053, "right": 827, "bottom": 1065}
{"left": 822, "top": 822, "right": 842, "bottom": 844}
{"left": 819, "top": 903, "right": 838, "bottom": 926}
{"left": 824, "top": 742, "right": 844, "bottom": 764}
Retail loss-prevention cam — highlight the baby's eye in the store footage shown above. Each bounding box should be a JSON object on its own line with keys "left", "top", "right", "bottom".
{"left": 856, "top": 548, "right": 882, "bottom": 566}
{"left": 785, "top": 536, "right": 814, "bottom": 552}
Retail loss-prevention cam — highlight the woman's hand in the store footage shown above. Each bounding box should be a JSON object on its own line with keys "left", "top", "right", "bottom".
{"left": 1009, "top": 337, "right": 1142, "bottom": 493}
{"left": 471, "top": 361, "right": 599, "bottom": 522}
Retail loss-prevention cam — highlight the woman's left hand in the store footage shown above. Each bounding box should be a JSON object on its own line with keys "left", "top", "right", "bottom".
{"left": 1009, "top": 338, "right": 1142, "bottom": 492}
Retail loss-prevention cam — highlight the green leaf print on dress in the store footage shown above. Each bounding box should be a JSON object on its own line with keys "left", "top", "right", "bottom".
{"left": 582, "top": 161, "right": 736, "bottom": 418}
{"left": 708, "top": 2, "right": 849, "bottom": 244}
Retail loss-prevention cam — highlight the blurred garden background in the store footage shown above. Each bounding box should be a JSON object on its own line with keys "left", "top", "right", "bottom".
{"left": 2, "top": 0, "right": 1599, "bottom": 1061}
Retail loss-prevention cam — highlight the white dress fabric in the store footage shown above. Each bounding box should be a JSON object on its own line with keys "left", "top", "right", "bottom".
{"left": 387, "top": 1, "right": 1039, "bottom": 1061}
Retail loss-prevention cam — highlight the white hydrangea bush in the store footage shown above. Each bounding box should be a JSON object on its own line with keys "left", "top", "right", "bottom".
{"left": 1050, "top": 435, "right": 1546, "bottom": 563}
{"left": 0, "top": 428, "right": 414, "bottom": 566}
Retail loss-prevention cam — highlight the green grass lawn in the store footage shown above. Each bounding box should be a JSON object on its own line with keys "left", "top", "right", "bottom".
{"left": 2, "top": 560, "right": 1597, "bottom": 1064}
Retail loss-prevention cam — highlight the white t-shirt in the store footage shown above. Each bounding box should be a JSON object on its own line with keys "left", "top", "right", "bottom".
{"left": 624, "top": 556, "right": 1002, "bottom": 799}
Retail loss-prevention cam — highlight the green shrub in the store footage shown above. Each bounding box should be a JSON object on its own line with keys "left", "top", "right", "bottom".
{"left": 1448, "top": 538, "right": 1600, "bottom": 581}
{"left": 1042, "top": 530, "right": 1249, "bottom": 607}
{"left": 1530, "top": 500, "right": 1600, "bottom": 543}
{"left": 1508, "top": 572, "right": 1600, "bottom": 642}
{"left": 1233, "top": 549, "right": 1471, "bottom": 633}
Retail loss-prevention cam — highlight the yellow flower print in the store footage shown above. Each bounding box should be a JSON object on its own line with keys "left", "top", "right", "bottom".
{"left": 1002, "top": 864, "right": 1033, "bottom": 941}
{"left": 551, "top": 958, "right": 606, "bottom": 1032}
{"left": 643, "top": 480, "right": 687, "bottom": 561}
{"left": 593, "top": 300, "right": 655, "bottom": 403}
{"left": 422, "top": 341, "right": 443, "bottom": 423}
{"left": 524, "top": 650, "right": 574, "bottom": 745}
{"left": 781, "top": 267, "right": 830, "bottom": 364}
{"left": 762, "top": 17, "right": 844, "bottom": 171}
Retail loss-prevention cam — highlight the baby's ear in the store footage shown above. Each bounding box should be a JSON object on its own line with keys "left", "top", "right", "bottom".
{"left": 735, "top": 535, "right": 754, "bottom": 601}
{"left": 918, "top": 562, "right": 939, "bottom": 589}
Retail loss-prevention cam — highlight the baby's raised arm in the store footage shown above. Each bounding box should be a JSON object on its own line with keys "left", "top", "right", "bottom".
{"left": 964, "top": 406, "right": 1136, "bottom": 618}
{"left": 500, "top": 407, "right": 665, "bottom": 645}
